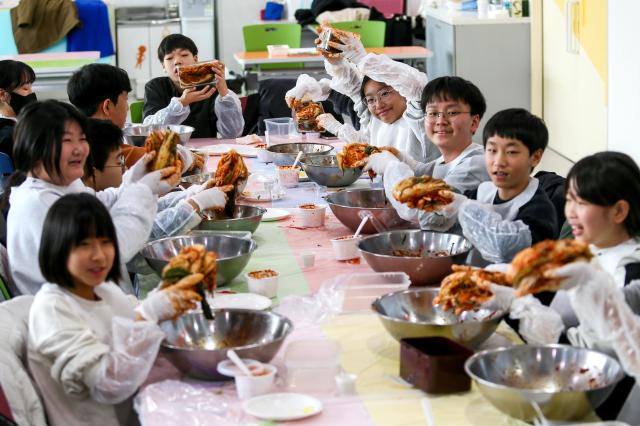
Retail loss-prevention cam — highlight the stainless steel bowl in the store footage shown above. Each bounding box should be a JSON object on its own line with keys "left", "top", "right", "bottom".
{"left": 140, "top": 234, "right": 257, "bottom": 285}
{"left": 180, "top": 172, "right": 211, "bottom": 189}
{"left": 325, "top": 188, "right": 409, "bottom": 234}
{"left": 161, "top": 310, "right": 293, "bottom": 380}
{"left": 123, "top": 124, "right": 195, "bottom": 146}
{"left": 371, "top": 287, "right": 504, "bottom": 348}
{"left": 266, "top": 142, "right": 334, "bottom": 166}
{"left": 358, "top": 230, "right": 472, "bottom": 286}
{"left": 196, "top": 205, "right": 266, "bottom": 233}
{"left": 465, "top": 345, "right": 625, "bottom": 421}
{"left": 301, "top": 155, "right": 362, "bottom": 187}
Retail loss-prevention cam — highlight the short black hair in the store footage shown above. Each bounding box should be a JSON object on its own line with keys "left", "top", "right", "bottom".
{"left": 0, "top": 59, "right": 35, "bottom": 93}
{"left": 13, "top": 100, "right": 87, "bottom": 181}
{"left": 85, "top": 119, "right": 122, "bottom": 173}
{"left": 420, "top": 76, "right": 486, "bottom": 118}
{"left": 566, "top": 151, "right": 640, "bottom": 238}
{"left": 39, "top": 193, "right": 121, "bottom": 288}
{"left": 482, "top": 108, "right": 548, "bottom": 154}
{"left": 67, "top": 64, "right": 132, "bottom": 117}
{"left": 157, "top": 34, "right": 198, "bottom": 63}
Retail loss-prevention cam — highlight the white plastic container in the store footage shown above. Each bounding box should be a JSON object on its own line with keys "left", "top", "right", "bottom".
{"left": 323, "top": 272, "right": 411, "bottom": 313}
{"left": 277, "top": 166, "right": 300, "bottom": 188}
{"left": 330, "top": 235, "right": 360, "bottom": 260}
{"left": 234, "top": 363, "right": 277, "bottom": 400}
{"left": 284, "top": 340, "right": 341, "bottom": 394}
{"left": 255, "top": 143, "right": 272, "bottom": 163}
{"left": 246, "top": 269, "right": 279, "bottom": 298}
{"left": 295, "top": 203, "right": 326, "bottom": 227}
{"left": 267, "top": 44, "right": 289, "bottom": 58}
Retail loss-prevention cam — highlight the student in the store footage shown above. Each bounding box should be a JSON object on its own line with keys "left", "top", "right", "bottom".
{"left": 5, "top": 100, "right": 177, "bottom": 295}
{"left": 0, "top": 60, "right": 37, "bottom": 160}
{"left": 365, "top": 76, "right": 490, "bottom": 215}
{"left": 143, "top": 34, "right": 244, "bottom": 139}
{"left": 286, "top": 34, "right": 439, "bottom": 163}
{"left": 28, "top": 193, "right": 202, "bottom": 426}
{"left": 551, "top": 152, "right": 640, "bottom": 326}
{"left": 83, "top": 119, "right": 228, "bottom": 238}
{"left": 67, "top": 63, "right": 198, "bottom": 171}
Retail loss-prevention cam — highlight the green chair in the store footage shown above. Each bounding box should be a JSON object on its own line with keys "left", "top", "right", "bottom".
{"left": 242, "top": 23, "right": 302, "bottom": 70}
{"left": 130, "top": 100, "right": 144, "bottom": 124}
{"left": 331, "top": 20, "right": 386, "bottom": 48}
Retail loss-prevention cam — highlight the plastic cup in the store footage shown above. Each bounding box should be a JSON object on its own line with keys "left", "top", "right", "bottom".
{"left": 300, "top": 251, "right": 316, "bottom": 268}
{"left": 234, "top": 363, "right": 277, "bottom": 400}
{"left": 264, "top": 117, "right": 295, "bottom": 146}
{"left": 295, "top": 203, "right": 326, "bottom": 228}
{"left": 335, "top": 372, "right": 357, "bottom": 396}
{"left": 246, "top": 269, "right": 279, "bottom": 298}
{"left": 277, "top": 166, "right": 300, "bottom": 188}
{"left": 330, "top": 235, "right": 360, "bottom": 261}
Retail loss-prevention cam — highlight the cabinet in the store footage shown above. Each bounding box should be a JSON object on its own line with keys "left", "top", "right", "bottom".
{"left": 424, "top": 8, "right": 531, "bottom": 143}
{"left": 116, "top": 20, "right": 180, "bottom": 99}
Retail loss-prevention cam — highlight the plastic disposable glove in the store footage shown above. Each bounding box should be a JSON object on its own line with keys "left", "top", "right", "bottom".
{"left": 479, "top": 283, "right": 516, "bottom": 312}
{"left": 510, "top": 295, "right": 564, "bottom": 345}
{"left": 392, "top": 148, "right": 420, "bottom": 171}
{"left": 363, "top": 151, "right": 400, "bottom": 176}
{"left": 330, "top": 31, "right": 367, "bottom": 64}
{"left": 136, "top": 274, "right": 204, "bottom": 322}
{"left": 316, "top": 113, "right": 342, "bottom": 135}
{"left": 137, "top": 166, "right": 180, "bottom": 196}
{"left": 418, "top": 193, "right": 467, "bottom": 232}
{"left": 189, "top": 187, "right": 228, "bottom": 211}
{"left": 176, "top": 145, "right": 193, "bottom": 174}
{"left": 459, "top": 200, "right": 533, "bottom": 263}
{"left": 122, "top": 153, "right": 154, "bottom": 185}
{"left": 544, "top": 260, "right": 599, "bottom": 291}
{"left": 285, "top": 74, "right": 331, "bottom": 107}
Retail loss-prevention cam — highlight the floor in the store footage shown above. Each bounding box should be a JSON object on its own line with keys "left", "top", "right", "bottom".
{"left": 538, "top": 147, "right": 575, "bottom": 177}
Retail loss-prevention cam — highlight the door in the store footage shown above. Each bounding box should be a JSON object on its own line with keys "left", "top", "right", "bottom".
{"left": 425, "top": 16, "right": 455, "bottom": 79}
{"left": 541, "top": 0, "right": 607, "bottom": 161}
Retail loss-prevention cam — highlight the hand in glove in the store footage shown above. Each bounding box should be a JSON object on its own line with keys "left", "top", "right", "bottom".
{"left": 316, "top": 113, "right": 342, "bottom": 135}
{"left": 459, "top": 201, "right": 532, "bottom": 264}
{"left": 418, "top": 193, "right": 467, "bottom": 232}
{"left": 122, "top": 153, "right": 154, "bottom": 185}
{"left": 363, "top": 150, "right": 400, "bottom": 176}
{"left": 329, "top": 31, "right": 367, "bottom": 64}
{"left": 138, "top": 164, "right": 181, "bottom": 196}
{"left": 285, "top": 74, "right": 331, "bottom": 107}
{"left": 382, "top": 147, "right": 419, "bottom": 171}
{"left": 544, "top": 259, "right": 599, "bottom": 291}
{"left": 136, "top": 273, "right": 204, "bottom": 322}
{"left": 188, "top": 187, "right": 228, "bottom": 211}
{"left": 176, "top": 145, "right": 193, "bottom": 174}
{"left": 510, "top": 295, "right": 564, "bottom": 345}
{"left": 479, "top": 283, "right": 515, "bottom": 312}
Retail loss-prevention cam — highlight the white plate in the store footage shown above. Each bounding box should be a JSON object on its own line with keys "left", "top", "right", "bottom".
{"left": 199, "top": 144, "right": 258, "bottom": 158}
{"left": 240, "top": 189, "right": 286, "bottom": 202}
{"left": 261, "top": 208, "right": 290, "bottom": 222}
{"left": 208, "top": 293, "right": 272, "bottom": 310}
{"left": 242, "top": 393, "right": 322, "bottom": 421}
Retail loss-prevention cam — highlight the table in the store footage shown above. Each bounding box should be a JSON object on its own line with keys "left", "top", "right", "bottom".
{"left": 234, "top": 46, "right": 433, "bottom": 68}
{"left": 137, "top": 138, "right": 593, "bottom": 426}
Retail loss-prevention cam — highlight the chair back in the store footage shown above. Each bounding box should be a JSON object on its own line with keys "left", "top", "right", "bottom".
{"left": 242, "top": 23, "right": 303, "bottom": 70}
{"left": 129, "top": 100, "right": 144, "bottom": 124}
{"left": 331, "top": 20, "right": 386, "bottom": 48}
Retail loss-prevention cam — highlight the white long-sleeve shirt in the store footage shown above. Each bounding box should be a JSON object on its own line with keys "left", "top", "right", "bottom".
{"left": 28, "top": 282, "right": 164, "bottom": 426}
{"left": 7, "top": 178, "right": 157, "bottom": 295}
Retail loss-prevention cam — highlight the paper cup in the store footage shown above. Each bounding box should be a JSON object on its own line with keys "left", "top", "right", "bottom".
{"left": 245, "top": 269, "right": 279, "bottom": 298}
{"left": 330, "top": 235, "right": 360, "bottom": 261}
{"left": 295, "top": 203, "right": 326, "bottom": 228}
{"left": 277, "top": 166, "right": 300, "bottom": 188}
{"left": 234, "top": 363, "right": 277, "bottom": 400}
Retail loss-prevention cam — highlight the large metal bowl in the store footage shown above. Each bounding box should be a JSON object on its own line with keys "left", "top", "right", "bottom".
{"left": 325, "top": 188, "right": 409, "bottom": 234}
{"left": 196, "top": 205, "right": 266, "bottom": 233}
{"left": 161, "top": 310, "right": 293, "bottom": 380}
{"left": 465, "top": 345, "right": 625, "bottom": 421}
{"left": 371, "top": 287, "right": 504, "bottom": 348}
{"left": 301, "top": 155, "right": 362, "bottom": 187}
{"left": 123, "top": 124, "right": 195, "bottom": 146}
{"left": 358, "top": 230, "right": 472, "bottom": 286}
{"left": 266, "top": 142, "right": 334, "bottom": 166}
{"left": 140, "top": 234, "right": 257, "bottom": 285}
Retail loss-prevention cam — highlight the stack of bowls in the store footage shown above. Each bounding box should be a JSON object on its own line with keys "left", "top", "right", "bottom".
{"left": 301, "top": 154, "right": 362, "bottom": 187}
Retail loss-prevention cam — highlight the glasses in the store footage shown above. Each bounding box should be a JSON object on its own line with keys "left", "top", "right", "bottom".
{"left": 363, "top": 88, "right": 396, "bottom": 107}
{"left": 425, "top": 110, "right": 471, "bottom": 123}
{"left": 105, "top": 155, "right": 126, "bottom": 173}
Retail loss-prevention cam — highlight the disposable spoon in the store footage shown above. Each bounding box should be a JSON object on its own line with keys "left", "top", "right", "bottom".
{"left": 353, "top": 215, "right": 369, "bottom": 238}
{"left": 291, "top": 150, "right": 303, "bottom": 170}
{"left": 227, "top": 349, "right": 253, "bottom": 376}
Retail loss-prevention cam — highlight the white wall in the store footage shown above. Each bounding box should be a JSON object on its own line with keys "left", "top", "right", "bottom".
{"left": 217, "top": 0, "right": 266, "bottom": 75}
{"left": 608, "top": 0, "right": 640, "bottom": 163}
